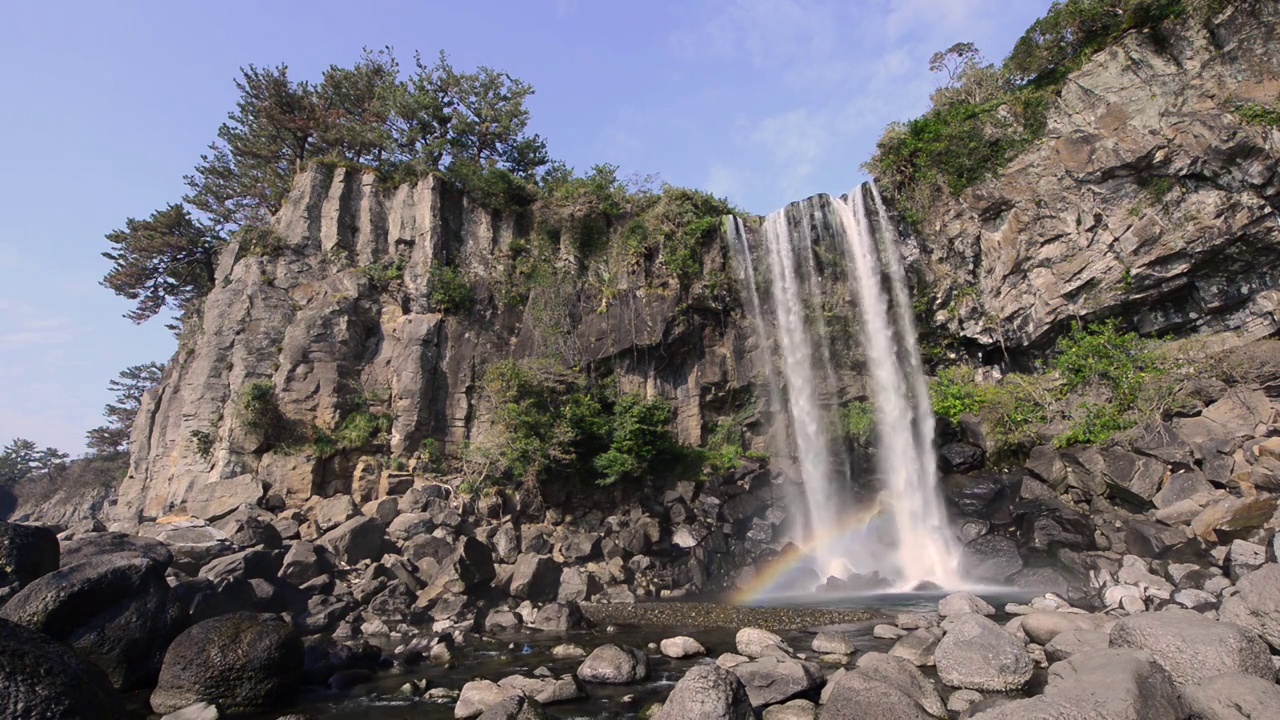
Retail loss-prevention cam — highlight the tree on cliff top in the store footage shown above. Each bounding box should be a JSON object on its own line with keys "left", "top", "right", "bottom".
{"left": 103, "top": 47, "right": 548, "bottom": 327}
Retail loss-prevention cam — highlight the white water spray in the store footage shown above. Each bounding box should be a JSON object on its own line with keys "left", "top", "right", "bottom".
{"left": 833, "top": 188, "right": 961, "bottom": 587}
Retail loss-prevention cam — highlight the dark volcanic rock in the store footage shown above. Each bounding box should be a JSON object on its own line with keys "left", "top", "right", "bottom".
{"left": 0, "top": 520, "right": 59, "bottom": 590}
{"left": 151, "top": 611, "right": 304, "bottom": 715}
{"left": 60, "top": 531, "right": 173, "bottom": 568}
{"left": 939, "top": 442, "right": 986, "bottom": 473}
{"left": 0, "top": 554, "right": 184, "bottom": 691}
{"left": 0, "top": 616, "right": 128, "bottom": 719}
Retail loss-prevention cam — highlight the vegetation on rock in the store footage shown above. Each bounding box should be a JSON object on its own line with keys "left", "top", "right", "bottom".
{"left": 84, "top": 362, "right": 164, "bottom": 456}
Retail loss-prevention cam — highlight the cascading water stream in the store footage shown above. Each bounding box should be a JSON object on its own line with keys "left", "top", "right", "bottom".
{"left": 833, "top": 188, "right": 962, "bottom": 588}
{"left": 759, "top": 210, "right": 845, "bottom": 578}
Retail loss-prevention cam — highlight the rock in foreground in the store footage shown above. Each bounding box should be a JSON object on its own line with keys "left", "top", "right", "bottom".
{"left": 0, "top": 616, "right": 128, "bottom": 719}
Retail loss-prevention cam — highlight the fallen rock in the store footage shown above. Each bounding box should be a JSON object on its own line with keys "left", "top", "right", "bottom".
{"left": 60, "top": 531, "right": 173, "bottom": 568}
{"left": 141, "top": 519, "right": 235, "bottom": 574}
{"left": 761, "top": 699, "right": 816, "bottom": 720}
{"left": 476, "top": 695, "right": 546, "bottom": 720}
{"left": 509, "top": 554, "right": 561, "bottom": 603}
{"left": 496, "top": 674, "right": 583, "bottom": 705}
{"left": 730, "top": 656, "right": 823, "bottom": 708}
{"left": 854, "top": 652, "right": 947, "bottom": 718}
{"left": 150, "top": 612, "right": 304, "bottom": 715}
{"left": 889, "top": 628, "right": 941, "bottom": 666}
{"left": 1044, "top": 629, "right": 1110, "bottom": 663}
{"left": 1020, "top": 611, "right": 1100, "bottom": 645}
{"left": 821, "top": 668, "right": 934, "bottom": 720}
{"left": 575, "top": 644, "right": 648, "bottom": 684}
{"left": 316, "top": 516, "right": 385, "bottom": 566}
{"left": 161, "top": 702, "right": 221, "bottom": 720}
{"left": 938, "top": 591, "right": 995, "bottom": 617}
{"left": 1109, "top": 608, "right": 1273, "bottom": 687}
{"left": 1219, "top": 563, "right": 1280, "bottom": 649}
{"left": 0, "top": 554, "right": 184, "bottom": 691}
{"left": 811, "top": 630, "right": 858, "bottom": 655}
{"left": 1182, "top": 672, "right": 1280, "bottom": 720}
{"left": 654, "top": 664, "right": 752, "bottom": 720}
{"left": 659, "top": 636, "right": 706, "bottom": 658}
{"left": 0, "top": 521, "right": 59, "bottom": 590}
{"left": 456, "top": 679, "right": 521, "bottom": 718}
{"left": 934, "top": 614, "right": 1032, "bottom": 691}
{"left": 736, "top": 626, "right": 794, "bottom": 659}
{"left": 0, "top": 616, "right": 129, "bottom": 719}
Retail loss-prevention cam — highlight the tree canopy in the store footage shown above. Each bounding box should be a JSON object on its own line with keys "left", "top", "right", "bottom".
{"left": 84, "top": 362, "right": 165, "bottom": 456}
{"left": 103, "top": 48, "right": 549, "bottom": 327}
{"left": 0, "top": 438, "right": 68, "bottom": 486}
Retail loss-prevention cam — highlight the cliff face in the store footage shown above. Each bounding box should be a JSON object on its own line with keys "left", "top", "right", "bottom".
{"left": 921, "top": 0, "right": 1280, "bottom": 353}
{"left": 115, "top": 168, "right": 755, "bottom": 523}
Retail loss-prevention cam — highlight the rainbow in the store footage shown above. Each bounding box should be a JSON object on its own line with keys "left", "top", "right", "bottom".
{"left": 730, "top": 496, "right": 890, "bottom": 604}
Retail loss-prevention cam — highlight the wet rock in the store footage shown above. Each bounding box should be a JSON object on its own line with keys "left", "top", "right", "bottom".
{"left": 1182, "top": 672, "right": 1280, "bottom": 720}
{"left": 575, "top": 644, "right": 648, "bottom": 684}
{"left": 854, "top": 651, "right": 947, "bottom": 718}
{"left": 551, "top": 643, "right": 586, "bottom": 658}
{"left": 938, "top": 591, "right": 995, "bottom": 617}
{"left": 1109, "top": 608, "right": 1273, "bottom": 687}
{"left": 940, "top": 443, "right": 986, "bottom": 473}
{"left": 0, "top": 616, "right": 129, "bottom": 719}
{"left": 530, "top": 602, "right": 583, "bottom": 632}
{"left": 0, "top": 521, "right": 59, "bottom": 593}
{"left": 735, "top": 626, "right": 795, "bottom": 659}
{"left": 730, "top": 655, "right": 823, "bottom": 708}
{"left": 279, "top": 541, "right": 335, "bottom": 586}
{"left": 317, "top": 516, "right": 385, "bottom": 566}
{"left": 151, "top": 612, "right": 304, "bottom": 715}
{"left": 510, "top": 554, "right": 561, "bottom": 602}
{"left": 199, "top": 548, "right": 282, "bottom": 582}
{"left": 0, "top": 554, "right": 184, "bottom": 691}
{"left": 821, "top": 667, "right": 934, "bottom": 720}
{"left": 497, "top": 674, "right": 584, "bottom": 705}
{"left": 889, "top": 628, "right": 941, "bottom": 666}
{"left": 934, "top": 614, "right": 1032, "bottom": 691}
{"left": 660, "top": 635, "right": 706, "bottom": 658}
{"left": 811, "top": 630, "right": 858, "bottom": 655}
{"left": 162, "top": 701, "right": 221, "bottom": 720}
{"left": 874, "top": 624, "right": 907, "bottom": 639}
{"left": 1219, "top": 563, "right": 1280, "bottom": 649}
{"left": 457, "top": 679, "right": 522, "bottom": 718}
{"left": 655, "top": 661, "right": 752, "bottom": 717}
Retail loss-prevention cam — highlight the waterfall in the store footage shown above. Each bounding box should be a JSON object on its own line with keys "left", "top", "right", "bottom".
{"left": 833, "top": 187, "right": 961, "bottom": 587}
{"left": 731, "top": 186, "right": 962, "bottom": 596}
{"left": 759, "top": 209, "right": 845, "bottom": 578}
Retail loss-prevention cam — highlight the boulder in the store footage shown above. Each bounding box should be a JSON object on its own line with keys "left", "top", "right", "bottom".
{"left": 969, "top": 648, "right": 1184, "bottom": 719}
{"left": 475, "top": 695, "right": 545, "bottom": 720}
{"left": 530, "top": 602, "right": 583, "bottom": 632}
{"left": 279, "top": 541, "right": 335, "bottom": 586}
{"left": 140, "top": 519, "right": 236, "bottom": 574}
{"left": 736, "top": 626, "right": 795, "bottom": 659}
{"left": 761, "top": 699, "right": 816, "bottom": 720}
{"left": 575, "top": 644, "right": 648, "bottom": 684}
{"left": 853, "top": 652, "right": 947, "bottom": 718}
{"left": 162, "top": 701, "right": 221, "bottom": 720}
{"left": 889, "top": 628, "right": 941, "bottom": 666}
{"left": 317, "top": 516, "right": 385, "bottom": 566}
{"left": 0, "top": 616, "right": 128, "bottom": 719}
{"left": 963, "top": 534, "right": 1023, "bottom": 582}
{"left": 150, "top": 612, "right": 304, "bottom": 715}
{"left": 1182, "top": 672, "right": 1280, "bottom": 720}
{"left": 556, "top": 566, "right": 601, "bottom": 603}
{"left": 1044, "top": 629, "right": 1110, "bottom": 663}
{"left": 938, "top": 591, "right": 995, "bottom": 617}
{"left": 811, "top": 630, "right": 858, "bottom": 655}
{"left": 934, "top": 614, "right": 1032, "bottom": 691}
{"left": 1219, "top": 563, "right": 1280, "bottom": 648}
{"left": 939, "top": 443, "right": 985, "bottom": 473}
{"left": 660, "top": 635, "right": 707, "bottom": 658}
{"left": 1109, "top": 608, "right": 1273, "bottom": 687}
{"left": 456, "top": 679, "right": 522, "bottom": 718}
{"left": 821, "top": 668, "right": 934, "bottom": 720}
{"left": 429, "top": 537, "right": 495, "bottom": 594}
{"left": 309, "top": 494, "right": 359, "bottom": 532}
{"left": 60, "top": 531, "right": 173, "bottom": 568}
{"left": 386, "top": 513, "right": 435, "bottom": 541}
{"left": 0, "top": 554, "right": 184, "bottom": 691}
{"left": 0, "top": 521, "right": 59, "bottom": 590}
{"left": 1020, "top": 612, "right": 1101, "bottom": 645}
{"left": 1191, "top": 496, "right": 1279, "bottom": 541}
{"left": 198, "top": 548, "right": 282, "bottom": 582}
{"left": 1152, "top": 471, "right": 1214, "bottom": 509}
{"left": 653, "top": 664, "right": 753, "bottom": 720}
{"left": 184, "top": 474, "right": 264, "bottom": 522}
{"left": 730, "top": 656, "right": 823, "bottom": 708}
{"left": 509, "top": 554, "right": 561, "bottom": 602}
{"left": 212, "top": 505, "right": 283, "bottom": 549}
{"left": 496, "top": 674, "right": 583, "bottom": 705}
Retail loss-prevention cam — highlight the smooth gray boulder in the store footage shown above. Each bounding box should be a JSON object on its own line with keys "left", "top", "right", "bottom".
{"left": 970, "top": 648, "right": 1184, "bottom": 720}
{"left": 0, "top": 554, "right": 184, "bottom": 691}
{"left": 730, "top": 655, "right": 823, "bottom": 708}
{"left": 456, "top": 679, "right": 521, "bottom": 718}
{"left": 736, "top": 626, "right": 795, "bottom": 658}
{"left": 476, "top": 695, "right": 545, "bottom": 720}
{"left": 935, "top": 614, "right": 1032, "bottom": 691}
{"left": 938, "top": 591, "right": 995, "bottom": 617}
{"left": 821, "top": 669, "right": 934, "bottom": 720}
{"left": 811, "top": 630, "right": 858, "bottom": 655}
{"left": 1182, "top": 672, "right": 1280, "bottom": 720}
{"left": 496, "top": 674, "right": 583, "bottom": 705}
{"left": 853, "top": 652, "right": 947, "bottom": 718}
{"left": 889, "top": 628, "right": 941, "bottom": 666}
{"left": 1020, "top": 611, "right": 1101, "bottom": 645}
{"left": 575, "top": 644, "right": 648, "bottom": 684}
{"left": 1044, "top": 629, "right": 1110, "bottom": 663}
{"left": 0, "top": 616, "right": 128, "bottom": 719}
{"left": 654, "top": 664, "right": 753, "bottom": 720}
{"left": 1219, "top": 564, "right": 1280, "bottom": 649}
{"left": 1109, "top": 608, "right": 1273, "bottom": 687}
{"left": 660, "top": 635, "right": 707, "bottom": 658}
{"left": 150, "top": 612, "right": 304, "bottom": 715}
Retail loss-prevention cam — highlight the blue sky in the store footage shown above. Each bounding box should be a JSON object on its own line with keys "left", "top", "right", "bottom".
{"left": 0, "top": 0, "right": 1053, "bottom": 453}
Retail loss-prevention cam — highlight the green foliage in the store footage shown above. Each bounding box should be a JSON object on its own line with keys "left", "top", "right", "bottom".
{"left": 930, "top": 366, "right": 986, "bottom": 421}
{"left": 427, "top": 264, "right": 474, "bottom": 314}
{"left": 84, "top": 362, "right": 165, "bottom": 456}
{"left": 868, "top": 0, "right": 1201, "bottom": 228}
{"left": 240, "top": 380, "right": 282, "bottom": 432}
{"left": 842, "top": 401, "right": 876, "bottom": 446}
{"left": 417, "top": 438, "right": 444, "bottom": 471}
{"left": 190, "top": 430, "right": 215, "bottom": 460}
{"left": 101, "top": 204, "right": 220, "bottom": 324}
{"left": 360, "top": 258, "right": 406, "bottom": 289}
{"left": 477, "top": 359, "right": 684, "bottom": 489}
{"left": 1235, "top": 101, "right": 1280, "bottom": 128}
{"left": 1055, "top": 402, "right": 1130, "bottom": 447}
{"left": 333, "top": 410, "right": 393, "bottom": 451}
{"left": 0, "top": 438, "right": 69, "bottom": 486}
{"left": 239, "top": 223, "right": 288, "bottom": 258}
{"left": 1053, "top": 320, "right": 1154, "bottom": 400}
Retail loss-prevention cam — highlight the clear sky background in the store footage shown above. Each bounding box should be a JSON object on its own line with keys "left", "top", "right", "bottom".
{"left": 0, "top": 0, "right": 1054, "bottom": 454}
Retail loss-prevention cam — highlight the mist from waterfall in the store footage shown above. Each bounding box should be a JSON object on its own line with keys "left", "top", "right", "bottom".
{"left": 732, "top": 184, "right": 962, "bottom": 594}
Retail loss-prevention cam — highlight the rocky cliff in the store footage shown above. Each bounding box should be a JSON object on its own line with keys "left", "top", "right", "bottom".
{"left": 114, "top": 168, "right": 758, "bottom": 523}
{"left": 921, "top": 0, "right": 1280, "bottom": 354}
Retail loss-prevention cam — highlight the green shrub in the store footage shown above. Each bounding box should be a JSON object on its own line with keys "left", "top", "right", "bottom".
{"left": 445, "top": 162, "right": 539, "bottom": 212}
{"left": 842, "top": 401, "right": 876, "bottom": 446}
{"left": 930, "top": 367, "right": 985, "bottom": 421}
{"left": 1236, "top": 101, "right": 1280, "bottom": 127}
{"left": 239, "top": 223, "right": 288, "bottom": 258}
{"left": 190, "top": 430, "right": 215, "bottom": 459}
{"left": 333, "top": 410, "right": 393, "bottom": 451}
{"left": 360, "top": 259, "right": 406, "bottom": 289}
{"left": 428, "top": 264, "right": 474, "bottom": 314}
{"left": 240, "top": 380, "right": 281, "bottom": 432}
